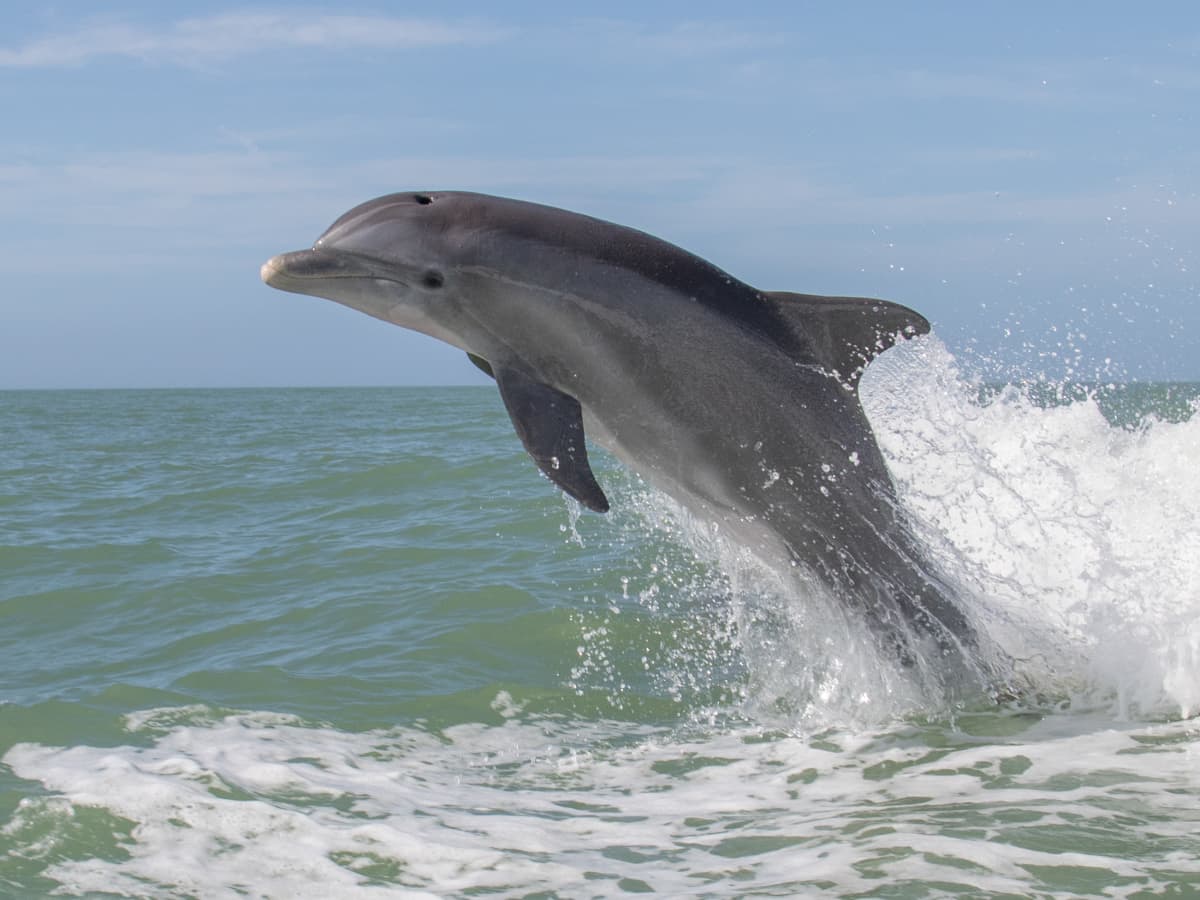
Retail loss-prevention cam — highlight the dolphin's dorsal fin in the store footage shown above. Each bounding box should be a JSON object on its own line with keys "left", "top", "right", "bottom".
{"left": 492, "top": 365, "right": 610, "bottom": 513}
{"left": 763, "top": 291, "right": 930, "bottom": 388}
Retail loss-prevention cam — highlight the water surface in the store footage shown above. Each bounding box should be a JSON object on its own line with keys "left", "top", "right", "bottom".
{"left": 2, "top": 342, "right": 1198, "bottom": 897}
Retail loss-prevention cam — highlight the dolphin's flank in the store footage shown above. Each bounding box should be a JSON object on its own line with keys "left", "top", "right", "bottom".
{"left": 262, "top": 191, "right": 987, "bottom": 682}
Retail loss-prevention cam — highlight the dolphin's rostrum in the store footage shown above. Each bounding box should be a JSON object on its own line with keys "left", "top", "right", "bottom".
{"left": 262, "top": 191, "right": 986, "bottom": 678}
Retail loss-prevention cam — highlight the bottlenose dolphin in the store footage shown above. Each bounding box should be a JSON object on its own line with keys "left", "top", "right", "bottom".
{"left": 262, "top": 191, "right": 980, "bottom": 669}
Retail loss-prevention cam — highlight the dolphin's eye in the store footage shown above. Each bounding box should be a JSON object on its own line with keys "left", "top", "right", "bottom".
{"left": 422, "top": 270, "right": 444, "bottom": 289}
{"left": 414, "top": 194, "right": 433, "bottom": 205}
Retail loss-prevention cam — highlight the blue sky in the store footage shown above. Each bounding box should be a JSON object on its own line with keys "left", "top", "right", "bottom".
{"left": 1, "top": 3, "right": 1196, "bottom": 388}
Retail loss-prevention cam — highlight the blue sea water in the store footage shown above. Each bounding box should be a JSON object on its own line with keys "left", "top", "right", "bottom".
{"left": 2, "top": 339, "right": 1199, "bottom": 897}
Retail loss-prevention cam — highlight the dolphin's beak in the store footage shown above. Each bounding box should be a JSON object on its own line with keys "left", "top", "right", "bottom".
{"left": 261, "top": 248, "right": 382, "bottom": 294}
{"left": 260, "top": 250, "right": 323, "bottom": 292}
{"left": 260, "top": 253, "right": 289, "bottom": 287}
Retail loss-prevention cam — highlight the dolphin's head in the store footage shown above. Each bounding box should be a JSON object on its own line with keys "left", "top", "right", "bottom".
{"left": 261, "top": 191, "right": 472, "bottom": 345}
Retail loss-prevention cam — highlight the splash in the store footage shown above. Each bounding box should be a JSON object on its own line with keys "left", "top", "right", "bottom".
{"left": 566, "top": 337, "right": 1199, "bottom": 726}
{"left": 570, "top": 477, "right": 975, "bottom": 731}
{"left": 862, "top": 337, "right": 1200, "bottom": 719}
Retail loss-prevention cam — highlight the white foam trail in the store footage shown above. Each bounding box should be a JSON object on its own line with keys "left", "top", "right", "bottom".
{"left": 5, "top": 706, "right": 1198, "bottom": 897}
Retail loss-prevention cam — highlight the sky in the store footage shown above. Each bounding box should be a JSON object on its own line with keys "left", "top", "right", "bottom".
{"left": 0, "top": 2, "right": 1196, "bottom": 388}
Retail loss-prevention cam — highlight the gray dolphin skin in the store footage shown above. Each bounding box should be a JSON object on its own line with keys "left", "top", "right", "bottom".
{"left": 262, "top": 191, "right": 982, "bottom": 672}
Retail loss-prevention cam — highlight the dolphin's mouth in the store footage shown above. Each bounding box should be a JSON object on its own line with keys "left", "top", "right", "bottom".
{"left": 260, "top": 248, "right": 405, "bottom": 294}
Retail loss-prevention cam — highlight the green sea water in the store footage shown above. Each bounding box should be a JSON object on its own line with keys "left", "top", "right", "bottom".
{"left": 2, "top": 352, "right": 1199, "bottom": 897}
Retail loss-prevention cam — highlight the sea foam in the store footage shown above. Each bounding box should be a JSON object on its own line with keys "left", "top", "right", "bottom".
{"left": 863, "top": 337, "right": 1200, "bottom": 717}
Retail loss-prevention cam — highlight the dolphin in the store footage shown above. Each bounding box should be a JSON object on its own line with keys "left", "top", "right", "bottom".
{"left": 261, "top": 191, "right": 983, "bottom": 672}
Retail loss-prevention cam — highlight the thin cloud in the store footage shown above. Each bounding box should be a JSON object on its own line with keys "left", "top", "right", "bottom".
{"left": 625, "top": 20, "right": 788, "bottom": 55}
{"left": 5, "top": 145, "right": 1194, "bottom": 255}
{"left": 0, "top": 148, "right": 728, "bottom": 232}
{"left": 0, "top": 12, "right": 509, "bottom": 68}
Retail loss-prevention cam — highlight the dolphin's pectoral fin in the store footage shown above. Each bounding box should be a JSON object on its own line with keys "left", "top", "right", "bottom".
{"left": 493, "top": 366, "right": 610, "bottom": 513}
{"left": 467, "top": 352, "right": 495, "bottom": 379}
{"left": 764, "top": 291, "right": 930, "bottom": 387}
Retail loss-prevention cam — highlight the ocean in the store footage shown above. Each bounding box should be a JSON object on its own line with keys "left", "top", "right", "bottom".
{"left": 2, "top": 338, "right": 1198, "bottom": 898}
